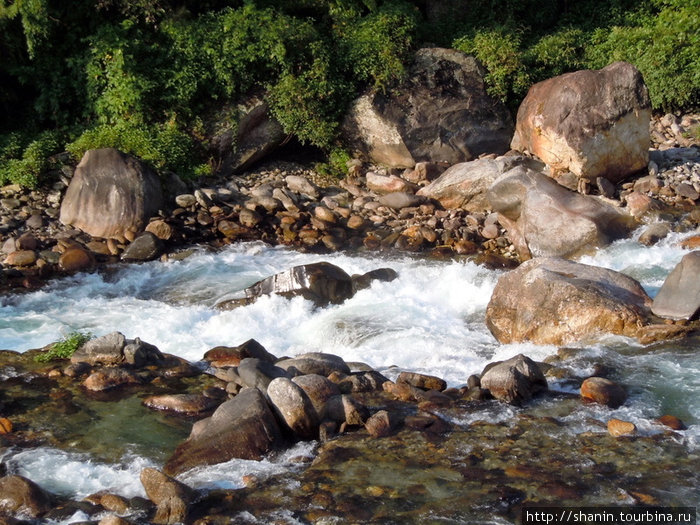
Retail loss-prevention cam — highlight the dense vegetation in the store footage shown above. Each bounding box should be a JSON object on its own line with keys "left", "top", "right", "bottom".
{"left": 1, "top": 0, "right": 698, "bottom": 188}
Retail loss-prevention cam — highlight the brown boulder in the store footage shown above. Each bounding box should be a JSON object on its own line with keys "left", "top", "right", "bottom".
{"left": 0, "top": 475, "right": 53, "bottom": 517}
{"left": 142, "top": 394, "right": 221, "bottom": 415}
{"left": 486, "top": 257, "right": 652, "bottom": 345}
{"left": 140, "top": 468, "right": 195, "bottom": 525}
{"left": 580, "top": 377, "right": 627, "bottom": 408}
{"left": 342, "top": 47, "right": 513, "bottom": 168}
{"left": 480, "top": 354, "right": 547, "bottom": 405}
{"left": 83, "top": 368, "right": 141, "bottom": 391}
{"left": 291, "top": 374, "right": 341, "bottom": 416}
{"left": 164, "top": 388, "right": 284, "bottom": 476}
{"left": 277, "top": 352, "right": 351, "bottom": 377}
{"left": 397, "top": 371, "right": 446, "bottom": 392}
{"left": 60, "top": 148, "right": 164, "bottom": 239}
{"left": 203, "top": 338, "right": 276, "bottom": 367}
{"left": 58, "top": 247, "right": 95, "bottom": 272}
{"left": 511, "top": 62, "right": 650, "bottom": 182}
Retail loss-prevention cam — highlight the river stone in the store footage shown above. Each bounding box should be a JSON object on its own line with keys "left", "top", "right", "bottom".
{"left": 366, "top": 173, "right": 413, "bottom": 194}
{"left": 487, "top": 165, "right": 636, "bottom": 259}
{"left": 277, "top": 352, "right": 351, "bottom": 377}
{"left": 58, "top": 247, "right": 95, "bottom": 272}
{"left": 638, "top": 222, "right": 671, "bottom": 246}
{"left": 0, "top": 475, "right": 53, "bottom": 517}
{"left": 651, "top": 251, "right": 700, "bottom": 320}
{"left": 486, "top": 257, "right": 653, "bottom": 345}
{"left": 123, "top": 337, "right": 164, "bottom": 367}
{"left": 292, "top": 374, "right": 341, "bottom": 416}
{"left": 3, "top": 249, "right": 37, "bottom": 267}
{"left": 203, "top": 338, "right": 277, "bottom": 367}
{"left": 342, "top": 47, "right": 513, "bottom": 168}
{"left": 580, "top": 377, "right": 627, "bottom": 408}
{"left": 143, "top": 394, "right": 221, "bottom": 415}
{"left": 140, "top": 468, "right": 195, "bottom": 525}
{"left": 83, "top": 367, "right": 141, "bottom": 391}
{"left": 378, "top": 192, "right": 423, "bottom": 210}
{"left": 480, "top": 354, "right": 547, "bottom": 405}
{"left": 237, "top": 357, "right": 290, "bottom": 392}
{"left": 164, "top": 387, "right": 284, "bottom": 476}
{"left": 217, "top": 262, "right": 355, "bottom": 309}
{"left": 267, "top": 377, "right": 319, "bottom": 439}
{"left": 607, "top": 418, "right": 637, "bottom": 437}
{"left": 175, "top": 194, "right": 196, "bottom": 208}
{"left": 145, "top": 219, "right": 174, "bottom": 241}
{"left": 285, "top": 175, "right": 319, "bottom": 200}
{"left": 417, "top": 155, "right": 541, "bottom": 212}
{"left": 60, "top": 148, "right": 164, "bottom": 239}
{"left": 397, "top": 371, "right": 447, "bottom": 392}
{"left": 511, "top": 62, "right": 650, "bottom": 182}
{"left": 351, "top": 267, "right": 399, "bottom": 292}
{"left": 365, "top": 410, "right": 396, "bottom": 438}
{"left": 121, "top": 232, "right": 163, "bottom": 262}
{"left": 71, "top": 332, "right": 125, "bottom": 366}
{"left": 322, "top": 394, "right": 369, "bottom": 426}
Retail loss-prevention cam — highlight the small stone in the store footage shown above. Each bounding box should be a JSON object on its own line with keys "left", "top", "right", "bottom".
{"left": 656, "top": 414, "right": 686, "bottom": 430}
{"left": 121, "top": 232, "right": 163, "bottom": 262}
{"left": 397, "top": 371, "right": 446, "bottom": 391}
{"left": 25, "top": 214, "right": 44, "bottom": 229}
{"left": 675, "top": 183, "right": 699, "bottom": 201}
{"left": 580, "top": 377, "right": 627, "bottom": 408}
{"left": 314, "top": 206, "right": 336, "bottom": 223}
{"left": 596, "top": 176, "right": 616, "bottom": 198}
{"left": 365, "top": 410, "right": 395, "bottom": 438}
{"left": 16, "top": 232, "right": 38, "bottom": 250}
{"left": 175, "top": 194, "right": 196, "bottom": 208}
{"left": 0, "top": 417, "right": 13, "bottom": 434}
{"left": 146, "top": 220, "right": 174, "bottom": 241}
{"left": 4, "top": 249, "right": 37, "bottom": 267}
{"left": 607, "top": 418, "right": 636, "bottom": 437}
{"left": 239, "top": 208, "right": 262, "bottom": 228}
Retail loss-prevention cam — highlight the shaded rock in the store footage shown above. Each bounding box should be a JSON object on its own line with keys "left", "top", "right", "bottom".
{"left": 351, "top": 267, "right": 399, "bottom": 292}
{"left": 277, "top": 352, "right": 351, "bottom": 377}
{"left": 123, "top": 337, "right": 163, "bottom": 367}
{"left": 285, "top": 175, "right": 319, "bottom": 200}
{"left": 60, "top": 148, "right": 164, "bottom": 238}
{"left": 487, "top": 166, "right": 636, "bottom": 259}
{"left": 237, "top": 357, "right": 290, "bottom": 392}
{"left": 203, "top": 339, "right": 276, "bottom": 367}
{"left": 322, "top": 394, "right": 369, "bottom": 426}
{"left": 121, "top": 232, "right": 163, "bottom": 262}
{"left": 84, "top": 492, "right": 129, "bottom": 514}
{"left": 164, "top": 388, "right": 284, "bottom": 476}
{"left": 342, "top": 47, "right": 513, "bottom": 168}
{"left": 292, "top": 374, "right": 342, "bottom": 416}
{"left": 0, "top": 475, "right": 53, "bottom": 517}
{"left": 607, "top": 418, "right": 636, "bottom": 437}
{"left": 216, "top": 262, "right": 354, "bottom": 309}
{"left": 71, "top": 332, "right": 124, "bottom": 366}
{"left": 580, "top": 377, "right": 627, "bottom": 408}
{"left": 417, "top": 155, "right": 541, "bottom": 211}
{"left": 267, "top": 377, "right": 319, "bottom": 439}
{"left": 378, "top": 192, "right": 423, "bottom": 210}
{"left": 140, "top": 468, "right": 195, "bottom": 525}
{"left": 145, "top": 220, "right": 174, "bottom": 241}
{"left": 365, "top": 410, "right": 397, "bottom": 438}
{"left": 625, "top": 191, "right": 665, "bottom": 218}
{"left": 656, "top": 415, "right": 686, "bottom": 430}
{"left": 511, "top": 62, "right": 650, "bottom": 182}
{"left": 486, "top": 257, "right": 652, "bottom": 345}
{"left": 638, "top": 222, "right": 671, "bottom": 246}
{"left": 397, "top": 371, "right": 446, "bottom": 392}
{"left": 175, "top": 194, "right": 196, "bottom": 208}
{"left": 651, "top": 251, "right": 700, "bottom": 320}
{"left": 480, "top": 354, "right": 547, "bottom": 405}
{"left": 143, "top": 394, "right": 221, "bottom": 415}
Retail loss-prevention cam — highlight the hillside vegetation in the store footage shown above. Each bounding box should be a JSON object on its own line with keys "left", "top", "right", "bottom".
{"left": 1, "top": 0, "right": 698, "bottom": 187}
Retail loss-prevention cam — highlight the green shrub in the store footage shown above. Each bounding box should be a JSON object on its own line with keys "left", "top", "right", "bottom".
{"left": 0, "top": 130, "right": 62, "bottom": 188}
{"left": 315, "top": 147, "right": 352, "bottom": 179}
{"left": 35, "top": 331, "right": 92, "bottom": 363}
{"left": 528, "top": 28, "right": 588, "bottom": 78}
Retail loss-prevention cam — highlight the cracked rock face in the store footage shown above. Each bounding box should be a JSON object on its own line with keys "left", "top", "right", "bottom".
{"left": 511, "top": 61, "right": 651, "bottom": 183}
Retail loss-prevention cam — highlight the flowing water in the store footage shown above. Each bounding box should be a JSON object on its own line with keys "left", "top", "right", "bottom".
{"left": 1, "top": 228, "right": 699, "bottom": 521}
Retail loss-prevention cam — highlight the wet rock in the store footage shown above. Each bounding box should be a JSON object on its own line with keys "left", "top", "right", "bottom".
{"left": 397, "top": 371, "right": 447, "bottom": 392}
{"left": 364, "top": 410, "right": 397, "bottom": 438}
{"left": 145, "top": 220, "right": 174, "bottom": 241}
{"left": 123, "top": 337, "right": 164, "bottom": 367}
{"left": 71, "top": 332, "right": 123, "bottom": 366}
{"left": 651, "top": 251, "right": 700, "bottom": 320}
{"left": 342, "top": 47, "right": 513, "bottom": 168}
{"left": 580, "top": 377, "right": 627, "bottom": 408}
{"left": 625, "top": 191, "right": 665, "bottom": 218}
{"left": 203, "top": 339, "right": 277, "bottom": 367}
{"left": 322, "top": 394, "right": 369, "bottom": 426}
{"left": 85, "top": 492, "right": 130, "bottom": 514}
{"left": 164, "top": 388, "right": 285, "bottom": 476}
{"left": 121, "top": 232, "right": 163, "bottom": 262}
{"left": 143, "top": 394, "right": 221, "bottom": 415}
{"left": 0, "top": 475, "right": 53, "bottom": 517}
{"left": 267, "top": 377, "right": 319, "bottom": 439}
{"left": 486, "top": 257, "right": 652, "bottom": 345}
{"left": 277, "top": 352, "right": 351, "bottom": 377}
{"left": 237, "top": 358, "right": 290, "bottom": 392}
{"left": 292, "top": 374, "right": 341, "bottom": 416}
{"left": 83, "top": 367, "right": 141, "bottom": 391}
{"left": 0, "top": 417, "right": 13, "bottom": 434}
{"left": 607, "top": 418, "right": 637, "bottom": 437}
{"left": 60, "top": 148, "right": 164, "bottom": 238}
{"left": 638, "top": 222, "right": 671, "bottom": 246}
{"left": 140, "top": 468, "right": 196, "bottom": 525}
{"left": 351, "top": 267, "right": 399, "bottom": 292}
{"left": 480, "top": 354, "right": 547, "bottom": 405}
{"left": 511, "top": 62, "right": 650, "bottom": 183}
{"left": 58, "top": 246, "right": 95, "bottom": 272}
{"left": 656, "top": 415, "right": 686, "bottom": 430}
{"left": 216, "top": 262, "right": 355, "bottom": 309}
{"left": 487, "top": 166, "right": 636, "bottom": 259}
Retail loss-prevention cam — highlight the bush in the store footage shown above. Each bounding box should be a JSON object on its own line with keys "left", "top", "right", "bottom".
{"left": 0, "top": 130, "right": 62, "bottom": 188}
{"left": 35, "top": 331, "right": 92, "bottom": 363}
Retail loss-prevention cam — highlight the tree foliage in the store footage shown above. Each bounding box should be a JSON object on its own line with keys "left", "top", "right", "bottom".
{"left": 0, "top": 0, "right": 698, "bottom": 187}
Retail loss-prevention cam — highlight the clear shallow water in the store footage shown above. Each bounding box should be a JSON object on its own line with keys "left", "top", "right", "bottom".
{"left": 1, "top": 230, "right": 698, "bottom": 507}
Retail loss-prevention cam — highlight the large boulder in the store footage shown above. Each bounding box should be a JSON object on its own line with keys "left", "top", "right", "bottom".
{"left": 511, "top": 62, "right": 650, "bottom": 182}
{"left": 60, "top": 148, "right": 164, "bottom": 239}
{"left": 487, "top": 166, "right": 636, "bottom": 259}
{"left": 485, "top": 257, "right": 653, "bottom": 345}
{"left": 651, "top": 251, "right": 700, "bottom": 320}
{"left": 417, "top": 155, "right": 543, "bottom": 211}
{"left": 216, "top": 262, "right": 355, "bottom": 309}
{"left": 480, "top": 354, "right": 547, "bottom": 405}
{"left": 342, "top": 47, "right": 513, "bottom": 168}
{"left": 164, "top": 387, "right": 285, "bottom": 476}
